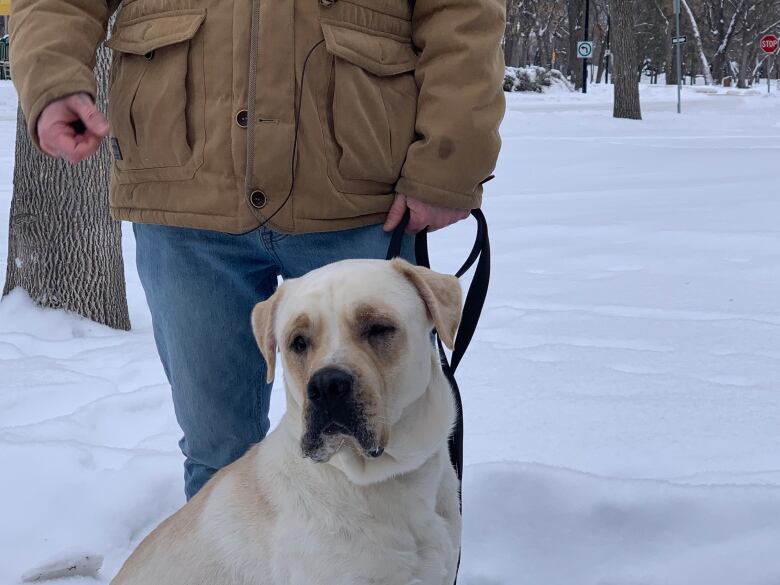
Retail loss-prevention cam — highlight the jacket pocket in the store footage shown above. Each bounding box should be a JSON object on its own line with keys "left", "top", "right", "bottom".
{"left": 319, "top": 22, "right": 418, "bottom": 192}
{"left": 105, "top": 9, "right": 206, "bottom": 184}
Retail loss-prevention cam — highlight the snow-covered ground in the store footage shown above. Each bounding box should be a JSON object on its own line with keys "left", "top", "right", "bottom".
{"left": 1, "top": 80, "right": 780, "bottom": 584}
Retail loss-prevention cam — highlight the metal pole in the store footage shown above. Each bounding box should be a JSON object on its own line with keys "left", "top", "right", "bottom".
{"left": 605, "top": 12, "right": 611, "bottom": 84}
{"left": 675, "top": 0, "right": 682, "bottom": 113}
{"left": 769, "top": 58, "right": 772, "bottom": 95}
{"left": 582, "top": 0, "right": 590, "bottom": 94}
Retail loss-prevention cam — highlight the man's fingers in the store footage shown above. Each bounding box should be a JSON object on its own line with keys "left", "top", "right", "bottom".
{"left": 36, "top": 94, "right": 108, "bottom": 161}
{"left": 383, "top": 195, "right": 408, "bottom": 232}
{"left": 52, "top": 131, "right": 79, "bottom": 160}
{"left": 42, "top": 118, "right": 103, "bottom": 163}
{"left": 69, "top": 94, "right": 109, "bottom": 137}
{"left": 388, "top": 196, "right": 471, "bottom": 234}
{"left": 42, "top": 132, "right": 101, "bottom": 164}
{"left": 70, "top": 135, "right": 103, "bottom": 163}
{"left": 39, "top": 137, "right": 60, "bottom": 158}
{"left": 406, "top": 212, "right": 430, "bottom": 234}
{"left": 425, "top": 215, "right": 449, "bottom": 233}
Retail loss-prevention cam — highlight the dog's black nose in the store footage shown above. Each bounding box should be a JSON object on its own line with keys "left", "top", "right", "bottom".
{"left": 307, "top": 367, "right": 355, "bottom": 407}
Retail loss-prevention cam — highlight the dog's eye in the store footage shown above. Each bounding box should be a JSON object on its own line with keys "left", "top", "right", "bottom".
{"left": 290, "top": 335, "right": 309, "bottom": 354}
{"left": 365, "top": 323, "right": 396, "bottom": 338}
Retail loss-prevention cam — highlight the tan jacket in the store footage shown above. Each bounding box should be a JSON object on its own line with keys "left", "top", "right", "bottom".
{"left": 10, "top": 0, "right": 506, "bottom": 234}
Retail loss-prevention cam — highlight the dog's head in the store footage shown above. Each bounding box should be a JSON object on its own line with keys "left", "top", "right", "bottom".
{"left": 251, "top": 259, "right": 461, "bottom": 466}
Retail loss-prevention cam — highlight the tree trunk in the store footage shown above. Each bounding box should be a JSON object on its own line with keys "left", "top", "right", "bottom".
{"left": 539, "top": 33, "right": 551, "bottom": 69}
{"left": 3, "top": 43, "right": 131, "bottom": 330}
{"left": 595, "top": 28, "right": 607, "bottom": 83}
{"left": 504, "top": 33, "right": 519, "bottom": 67}
{"left": 504, "top": 2, "right": 523, "bottom": 67}
{"left": 612, "top": 0, "right": 642, "bottom": 120}
{"left": 736, "top": 39, "right": 754, "bottom": 89}
{"left": 567, "top": 0, "right": 584, "bottom": 88}
{"left": 682, "top": 0, "right": 714, "bottom": 85}
{"left": 711, "top": 1, "right": 745, "bottom": 85}
{"left": 519, "top": 34, "right": 529, "bottom": 66}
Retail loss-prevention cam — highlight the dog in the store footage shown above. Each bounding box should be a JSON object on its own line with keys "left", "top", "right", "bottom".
{"left": 110, "top": 258, "right": 463, "bottom": 585}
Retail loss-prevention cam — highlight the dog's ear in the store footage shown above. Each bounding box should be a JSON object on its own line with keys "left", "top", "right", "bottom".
{"left": 391, "top": 259, "right": 462, "bottom": 349}
{"left": 251, "top": 288, "right": 283, "bottom": 383}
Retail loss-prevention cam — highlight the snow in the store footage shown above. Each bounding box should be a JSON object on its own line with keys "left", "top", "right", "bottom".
{"left": 20, "top": 550, "right": 103, "bottom": 583}
{"left": 2, "top": 79, "right": 780, "bottom": 584}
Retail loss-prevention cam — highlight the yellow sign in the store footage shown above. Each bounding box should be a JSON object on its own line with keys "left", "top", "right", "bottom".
{"left": 0, "top": 0, "right": 10, "bottom": 16}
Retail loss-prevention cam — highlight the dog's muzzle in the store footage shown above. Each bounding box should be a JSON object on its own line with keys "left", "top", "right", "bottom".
{"left": 301, "top": 367, "right": 382, "bottom": 461}
{"left": 307, "top": 367, "right": 355, "bottom": 418}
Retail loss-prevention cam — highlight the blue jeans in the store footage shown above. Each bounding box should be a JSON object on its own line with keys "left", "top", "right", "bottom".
{"left": 134, "top": 222, "right": 413, "bottom": 499}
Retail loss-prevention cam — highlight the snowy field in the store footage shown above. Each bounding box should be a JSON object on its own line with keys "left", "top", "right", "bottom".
{"left": 1, "top": 79, "right": 780, "bottom": 584}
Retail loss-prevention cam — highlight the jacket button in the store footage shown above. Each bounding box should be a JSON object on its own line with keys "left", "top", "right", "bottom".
{"left": 249, "top": 190, "right": 267, "bottom": 209}
{"left": 236, "top": 110, "right": 248, "bottom": 128}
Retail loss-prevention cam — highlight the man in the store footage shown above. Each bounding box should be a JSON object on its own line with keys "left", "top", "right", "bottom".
{"left": 10, "top": 0, "right": 505, "bottom": 499}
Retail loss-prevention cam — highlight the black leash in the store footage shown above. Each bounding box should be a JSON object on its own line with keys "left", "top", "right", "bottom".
{"left": 386, "top": 208, "right": 491, "bottom": 585}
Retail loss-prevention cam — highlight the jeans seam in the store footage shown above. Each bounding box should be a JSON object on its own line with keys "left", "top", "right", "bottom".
{"left": 257, "top": 228, "right": 285, "bottom": 271}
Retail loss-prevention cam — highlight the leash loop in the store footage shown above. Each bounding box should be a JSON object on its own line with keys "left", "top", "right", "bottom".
{"left": 387, "top": 209, "right": 490, "bottom": 374}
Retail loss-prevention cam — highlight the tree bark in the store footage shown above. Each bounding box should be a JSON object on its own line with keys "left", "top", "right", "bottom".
{"left": 655, "top": 0, "right": 679, "bottom": 85}
{"left": 736, "top": 43, "right": 753, "bottom": 88}
{"left": 710, "top": 0, "right": 745, "bottom": 84}
{"left": 3, "top": 42, "right": 130, "bottom": 330}
{"left": 567, "top": 0, "right": 584, "bottom": 88}
{"left": 504, "top": 1, "right": 524, "bottom": 67}
{"left": 682, "top": 0, "right": 714, "bottom": 85}
{"left": 612, "top": 0, "right": 642, "bottom": 119}
{"left": 596, "top": 34, "right": 607, "bottom": 83}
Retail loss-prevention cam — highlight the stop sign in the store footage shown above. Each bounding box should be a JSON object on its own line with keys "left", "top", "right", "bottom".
{"left": 761, "top": 34, "right": 779, "bottom": 54}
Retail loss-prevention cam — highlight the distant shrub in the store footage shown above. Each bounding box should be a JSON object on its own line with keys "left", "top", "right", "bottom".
{"left": 503, "top": 66, "right": 574, "bottom": 93}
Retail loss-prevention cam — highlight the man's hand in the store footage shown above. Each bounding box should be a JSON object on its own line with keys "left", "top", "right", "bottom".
{"left": 37, "top": 93, "right": 109, "bottom": 164}
{"left": 383, "top": 194, "right": 470, "bottom": 234}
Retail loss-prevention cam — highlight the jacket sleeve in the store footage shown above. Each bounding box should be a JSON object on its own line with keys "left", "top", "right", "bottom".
{"left": 10, "top": 0, "right": 118, "bottom": 145}
{"left": 396, "top": 0, "right": 506, "bottom": 210}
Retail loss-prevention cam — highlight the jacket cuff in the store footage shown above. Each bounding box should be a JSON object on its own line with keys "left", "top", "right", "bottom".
{"left": 395, "top": 176, "right": 482, "bottom": 211}
{"left": 24, "top": 78, "right": 97, "bottom": 150}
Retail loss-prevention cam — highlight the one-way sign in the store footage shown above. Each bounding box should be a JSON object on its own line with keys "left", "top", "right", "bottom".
{"left": 672, "top": 36, "right": 687, "bottom": 45}
{"left": 577, "top": 41, "right": 594, "bottom": 59}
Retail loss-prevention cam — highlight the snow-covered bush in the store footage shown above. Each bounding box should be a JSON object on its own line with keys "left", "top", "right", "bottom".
{"left": 503, "top": 66, "right": 574, "bottom": 93}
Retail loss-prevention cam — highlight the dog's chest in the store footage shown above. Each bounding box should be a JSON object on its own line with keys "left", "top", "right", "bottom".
{"left": 271, "top": 462, "right": 451, "bottom": 584}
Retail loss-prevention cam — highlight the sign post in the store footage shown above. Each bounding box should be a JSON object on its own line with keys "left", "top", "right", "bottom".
{"left": 581, "top": 0, "right": 591, "bottom": 94}
{"left": 673, "top": 0, "right": 682, "bottom": 113}
{"left": 760, "top": 34, "right": 779, "bottom": 95}
{"left": 577, "top": 40, "right": 594, "bottom": 96}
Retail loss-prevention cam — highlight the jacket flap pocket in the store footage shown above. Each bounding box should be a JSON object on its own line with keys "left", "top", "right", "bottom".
{"left": 106, "top": 9, "right": 206, "bottom": 55}
{"left": 321, "top": 23, "right": 417, "bottom": 76}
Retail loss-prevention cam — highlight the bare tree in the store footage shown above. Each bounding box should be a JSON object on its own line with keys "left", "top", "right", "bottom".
{"left": 654, "top": 0, "right": 680, "bottom": 84}
{"left": 682, "top": 0, "right": 715, "bottom": 84}
{"left": 705, "top": 0, "right": 747, "bottom": 83}
{"left": 3, "top": 43, "right": 130, "bottom": 330}
{"left": 566, "top": 0, "right": 586, "bottom": 87}
{"left": 735, "top": 1, "right": 762, "bottom": 87}
{"left": 501, "top": 0, "right": 780, "bottom": 90}
{"left": 504, "top": 0, "right": 526, "bottom": 67}
{"left": 612, "top": 0, "right": 642, "bottom": 119}
{"left": 593, "top": 0, "right": 610, "bottom": 83}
